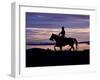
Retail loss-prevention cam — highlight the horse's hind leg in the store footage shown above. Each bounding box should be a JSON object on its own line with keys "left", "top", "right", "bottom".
{"left": 69, "top": 44, "right": 74, "bottom": 51}
{"left": 72, "top": 45, "right": 75, "bottom": 51}
{"left": 69, "top": 47, "right": 72, "bottom": 51}
{"left": 69, "top": 45, "right": 72, "bottom": 51}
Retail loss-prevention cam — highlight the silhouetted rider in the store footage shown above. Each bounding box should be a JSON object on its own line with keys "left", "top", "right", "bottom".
{"left": 58, "top": 26, "right": 65, "bottom": 38}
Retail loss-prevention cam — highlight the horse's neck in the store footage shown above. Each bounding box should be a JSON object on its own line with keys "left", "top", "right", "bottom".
{"left": 54, "top": 35, "right": 59, "bottom": 42}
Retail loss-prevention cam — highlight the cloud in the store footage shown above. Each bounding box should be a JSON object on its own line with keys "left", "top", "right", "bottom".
{"left": 26, "top": 27, "right": 89, "bottom": 43}
{"left": 26, "top": 12, "right": 89, "bottom": 28}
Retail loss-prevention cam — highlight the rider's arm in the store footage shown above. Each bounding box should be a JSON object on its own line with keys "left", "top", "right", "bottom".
{"left": 58, "top": 32, "right": 61, "bottom": 36}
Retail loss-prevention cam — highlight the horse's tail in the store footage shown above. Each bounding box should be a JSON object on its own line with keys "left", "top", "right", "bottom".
{"left": 73, "top": 38, "right": 78, "bottom": 49}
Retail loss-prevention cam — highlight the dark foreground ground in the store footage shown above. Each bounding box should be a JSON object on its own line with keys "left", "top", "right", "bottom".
{"left": 26, "top": 48, "right": 90, "bottom": 67}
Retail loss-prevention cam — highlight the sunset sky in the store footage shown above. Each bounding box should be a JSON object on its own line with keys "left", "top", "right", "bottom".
{"left": 26, "top": 12, "right": 89, "bottom": 45}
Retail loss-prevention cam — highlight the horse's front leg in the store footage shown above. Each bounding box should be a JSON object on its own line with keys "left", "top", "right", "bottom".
{"left": 54, "top": 45, "right": 56, "bottom": 51}
{"left": 60, "top": 46, "right": 62, "bottom": 51}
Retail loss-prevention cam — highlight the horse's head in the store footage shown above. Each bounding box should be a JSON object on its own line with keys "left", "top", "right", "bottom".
{"left": 49, "top": 34, "right": 57, "bottom": 41}
{"left": 49, "top": 34, "right": 55, "bottom": 41}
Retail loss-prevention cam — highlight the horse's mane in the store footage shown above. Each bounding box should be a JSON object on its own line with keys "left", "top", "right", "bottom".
{"left": 52, "top": 33, "right": 58, "bottom": 36}
{"left": 52, "top": 34, "right": 59, "bottom": 38}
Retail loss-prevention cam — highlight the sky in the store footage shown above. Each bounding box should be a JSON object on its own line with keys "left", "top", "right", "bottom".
{"left": 26, "top": 12, "right": 89, "bottom": 44}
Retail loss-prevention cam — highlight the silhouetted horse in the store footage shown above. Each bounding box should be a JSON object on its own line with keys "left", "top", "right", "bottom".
{"left": 49, "top": 34, "right": 78, "bottom": 51}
